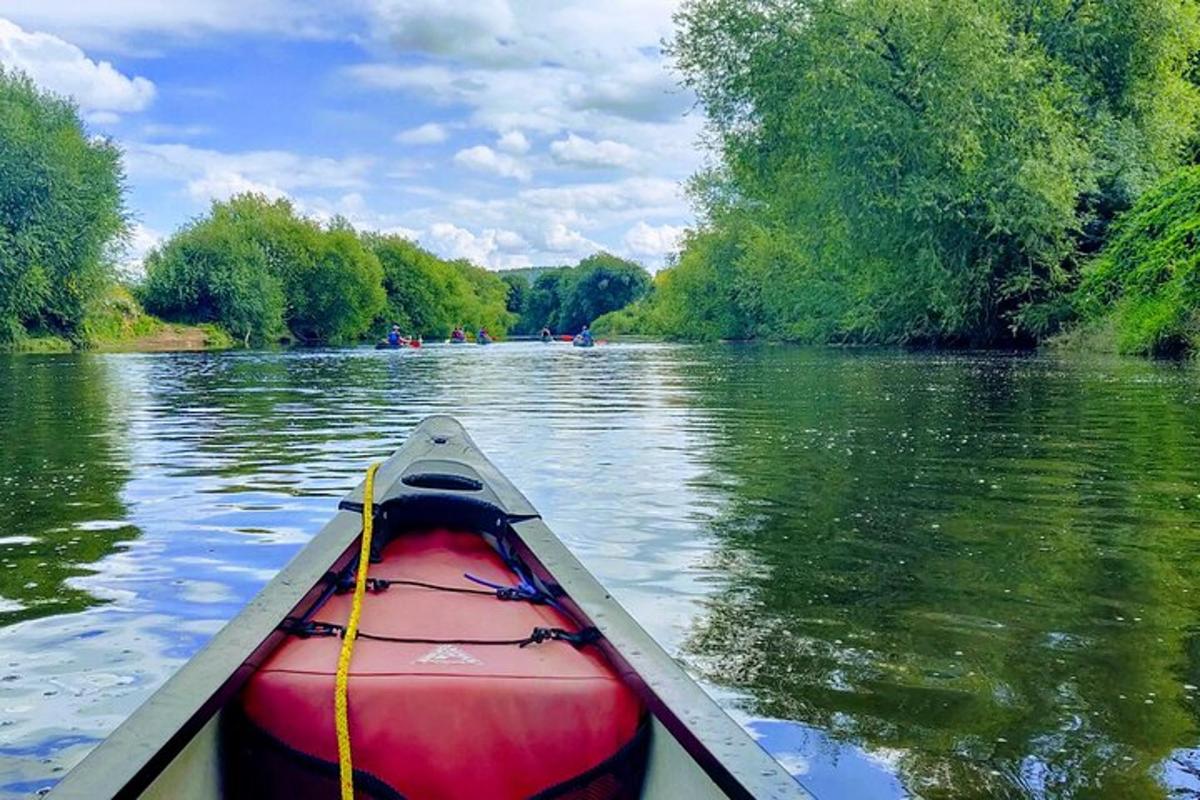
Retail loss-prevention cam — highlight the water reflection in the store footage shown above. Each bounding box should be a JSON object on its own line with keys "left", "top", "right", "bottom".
{"left": 681, "top": 347, "right": 1200, "bottom": 798}
{"left": 0, "top": 344, "right": 724, "bottom": 796}
{"left": 0, "top": 345, "right": 1198, "bottom": 799}
{"left": 0, "top": 356, "right": 140, "bottom": 625}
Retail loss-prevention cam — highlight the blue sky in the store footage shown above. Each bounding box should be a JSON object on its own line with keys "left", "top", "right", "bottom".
{"left": 0, "top": 1, "right": 701, "bottom": 270}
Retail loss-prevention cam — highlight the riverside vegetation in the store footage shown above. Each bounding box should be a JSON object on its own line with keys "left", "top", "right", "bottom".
{"left": 0, "top": 67, "right": 644, "bottom": 351}
{"left": 6, "top": 0, "right": 1200, "bottom": 357}
{"left": 596, "top": 0, "right": 1200, "bottom": 357}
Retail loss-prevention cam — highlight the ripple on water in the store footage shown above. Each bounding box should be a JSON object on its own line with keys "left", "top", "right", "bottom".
{"left": 0, "top": 344, "right": 1198, "bottom": 799}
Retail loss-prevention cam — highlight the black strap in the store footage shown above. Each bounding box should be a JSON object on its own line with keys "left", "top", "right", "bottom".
{"left": 334, "top": 574, "right": 546, "bottom": 603}
{"left": 282, "top": 618, "right": 601, "bottom": 649}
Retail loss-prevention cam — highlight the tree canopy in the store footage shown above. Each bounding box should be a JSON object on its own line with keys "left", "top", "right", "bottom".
{"left": 0, "top": 68, "right": 127, "bottom": 345}
{"left": 504, "top": 253, "right": 651, "bottom": 334}
{"left": 365, "top": 233, "right": 514, "bottom": 338}
{"left": 639, "top": 0, "right": 1200, "bottom": 347}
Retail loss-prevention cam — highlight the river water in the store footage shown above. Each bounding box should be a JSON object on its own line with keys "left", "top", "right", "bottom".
{"left": 1, "top": 343, "right": 1199, "bottom": 799}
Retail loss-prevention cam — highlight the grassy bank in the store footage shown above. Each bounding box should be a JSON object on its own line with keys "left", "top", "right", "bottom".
{"left": 3, "top": 286, "right": 233, "bottom": 354}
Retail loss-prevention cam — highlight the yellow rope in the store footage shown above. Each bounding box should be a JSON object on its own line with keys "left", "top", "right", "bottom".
{"left": 336, "top": 462, "right": 380, "bottom": 800}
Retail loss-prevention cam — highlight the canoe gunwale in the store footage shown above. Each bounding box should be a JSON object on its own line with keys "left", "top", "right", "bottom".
{"left": 47, "top": 415, "right": 810, "bottom": 800}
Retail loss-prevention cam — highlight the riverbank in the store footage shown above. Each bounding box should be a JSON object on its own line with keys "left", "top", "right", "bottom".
{"left": 2, "top": 287, "right": 234, "bottom": 354}
{"left": 4, "top": 324, "right": 233, "bottom": 354}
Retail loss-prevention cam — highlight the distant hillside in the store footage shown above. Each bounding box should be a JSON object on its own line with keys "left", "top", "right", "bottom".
{"left": 495, "top": 266, "right": 567, "bottom": 284}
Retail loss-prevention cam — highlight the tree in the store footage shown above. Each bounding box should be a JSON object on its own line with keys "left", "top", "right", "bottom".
{"left": 506, "top": 255, "right": 652, "bottom": 334}
{"left": 139, "top": 218, "right": 285, "bottom": 346}
{"left": 140, "top": 195, "right": 384, "bottom": 344}
{"left": 366, "top": 234, "right": 453, "bottom": 336}
{"left": 291, "top": 223, "right": 385, "bottom": 343}
{"left": 0, "top": 68, "right": 126, "bottom": 344}
{"left": 657, "top": 0, "right": 1200, "bottom": 344}
{"left": 525, "top": 269, "right": 569, "bottom": 332}
{"left": 501, "top": 272, "right": 529, "bottom": 317}
{"left": 363, "top": 234, "right": 515, "bottom": 338}
{"left": 556, "top": 253, "right": 652, "bottom": 332}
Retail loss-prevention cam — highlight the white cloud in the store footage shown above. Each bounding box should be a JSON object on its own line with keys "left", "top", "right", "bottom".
{"left": 118, "top": 222, "right": 164, "bottom": 277}
{"left": 395, "top": 122, "right": 446, "bottom": 145}
{"left": 85, "top": 110, "right": 121, "bottom": 126}
{"left": 0, "top": 2, "right": 345, "bottom": 51}
{"left": 520, "top": 177, "right": 682, "bottom": 215}
{"left": 495, "top": 130, "right": 529, "bottom": 154}
{"left": 124, "top": 142, "right": 372, "bottom": 203}
{"left": 623, "top": 221, "right": 685, "bottom": 260}
{"left": 550, "top": 133, "right": 638, "bottom": 169}
{"left": 425, "top": 221, "right": 530, "bottom": 267}
{"left": 343, "top": 0, "right": 695, "bottom": 143}
{"left": 543, "top": 222, "right": 597, "bottom": 254}
{"left": 360, "top": 0, "right": 677, "bottom": 73}
{"left": 0, "top": 18, "right": 154, "bottom": 117}
{"left": 452, "top": 145, "right": 530, "bottom": 182}
{"left": 141, "top": 122, "right": 212, "bottom": 139}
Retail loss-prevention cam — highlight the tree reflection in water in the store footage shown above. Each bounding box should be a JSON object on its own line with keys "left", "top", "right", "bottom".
{"left": 681, "top": 347, "right": 1200, "bottom": 798}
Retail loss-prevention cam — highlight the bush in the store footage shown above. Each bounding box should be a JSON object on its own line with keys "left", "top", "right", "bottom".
{"left": 0, "top": 68, "right": 126, "bottom": 344}
{"left": 140, "top": 216, "right": 286, "bottom": 345}
{"left": 1075, "top": 166, "right": 1200, "bottom": 356}
{"left": 141, "top": 196, "right": 389, "bottom": 344}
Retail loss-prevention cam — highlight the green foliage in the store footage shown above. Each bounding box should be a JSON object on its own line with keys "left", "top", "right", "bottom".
{"left": 140, "top": 196, "right": 389, "bottom": 344}
{"left": 364, "top": 234, "right": 513, "bottom": 338}
{"left": 519, "top": 269, "right": 568, "bottom": 333}
{"left": 139, "top": 212, "right": 286, "bottom": 345}
{"left": 450, "top": 259, "right": 517, "bottom": 335}
{"left": 291, "top": 224, "right": 385, "bottom": 343}
{"left": 556, "top": 253, "right": 652, "bottom": 332}
{"left": 501, "top": 272, "right": 528, "bottom": 315}
{"left": 0, "top": 68, "right": 127, "bottom": 345}
{"left": 506, "top": 253, "right": 651, "bottom": 334}
{"left": 81, "top": 284, "right": 163, "bottom": 345}
{"left": 650, "top": 0, "right": 1200, "bottom": 345}
{"left": 1075, "top": 165, "right": 1200, "bottom": 356}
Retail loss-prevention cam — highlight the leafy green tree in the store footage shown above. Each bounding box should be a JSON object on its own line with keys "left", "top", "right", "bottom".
{"left": 288, "top": 221, "right": 384, "bottom": 343}
{"left": 363, "top": 234, "right": 514, "bottom": 338}
{"left": 139, "top": 217, "right": 286, "bottom": 345}
{"left": 501, "top": 272, "right": 529, "bottom": 317}
{"left": 506, "top": 255, "right": 651, "bottom": 334}
{"left": 556, "top": 252, "right": 651, "bottom": 332}
{"left": 448, "top": 259, "right": 517, "bottom": 335}
{"left": 206, "top": 197, "right": 384, "bottom": 343}
{"left": 0, "top": 68, "right": 126, "bottom": 344}
{"left": 655, "top": 0, "right": 1200, "bottom": 345}
{"left": 141, "top": 195, "right": 384, "bottom": 344}
{"left": 525, "top": 269, "right": 570, "bottom": 333}
{"left": 366, "top": 234, "right": 453, "bottom": 336}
